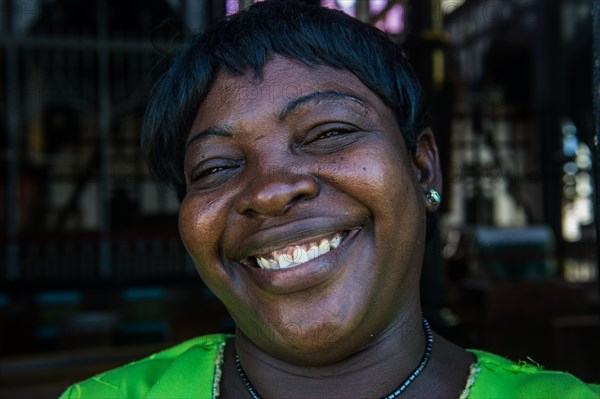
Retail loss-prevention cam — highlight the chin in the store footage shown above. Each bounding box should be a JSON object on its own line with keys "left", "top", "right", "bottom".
{"left": 251, "top": 325, "right": 366, "bottom": 366}
{"left": 234, "top": 291, "right": 382, "bottom": 366}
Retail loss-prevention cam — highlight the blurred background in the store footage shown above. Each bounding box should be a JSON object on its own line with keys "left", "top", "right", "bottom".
{"left": 0, "top": 0, "right": 598, "bottom": 397}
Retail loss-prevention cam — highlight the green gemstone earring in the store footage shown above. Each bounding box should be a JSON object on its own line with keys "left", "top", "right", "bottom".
{"left": 426, "top": 189, "right": 441, "bottom": 205}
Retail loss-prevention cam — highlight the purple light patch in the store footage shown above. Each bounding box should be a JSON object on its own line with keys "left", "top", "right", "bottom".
{"left": 321, "top": 0, "right": 338, "bottom": 8}
{"left": 226, "top": 0, "right": 239, "bottom": 16}
{"left": 323, "top": 0, "right": 356, "bottom": 17}
{"left": 375, "top": 3, "right": 404, "bottom": 34}
{"left": 370, "top": 0, "right": 387, "bottom": 14}
{"left": 226, "top": 0, "right": 402, "bottom": 33}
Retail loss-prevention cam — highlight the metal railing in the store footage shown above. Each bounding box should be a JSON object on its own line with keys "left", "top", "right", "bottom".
{"left": 1, "top": 1, "right": 184, "bottom": 285}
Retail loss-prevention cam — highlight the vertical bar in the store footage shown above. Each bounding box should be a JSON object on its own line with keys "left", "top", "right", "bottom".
{"left": 97, "top": 0, "right": 111, "bottom": 278}
{"left": 4, "top": 1, "right": 20, "bottom": 281}
{"left": 537, "top": 0, "right": 563, "bottom": 253}
{"left": 184, "top": 0, "right": 207, "bottom": 33}
{"left": 356, "top": 0, "right": 371, "bottom": 22}
{"left": 592, "top": 0, "right": 600, "bottom": 291}
{"left": 239, "top": 0, "right": 254, "bottom": 11}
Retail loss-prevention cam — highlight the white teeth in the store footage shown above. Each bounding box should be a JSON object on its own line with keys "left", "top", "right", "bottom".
{"left": 278, "top": 254, "right": 293, "bottom": 269}
{"left": 307, "top": 245, "right": 319, "bottom": 261}
{"left": 268, "top": 259, "right": 279, "bottom": 269}
{"left": 330, "top": 235, "right": 342, "bottom": 249}
{"left": 256, "top": 258, "right": 267, "bottom": 269}
{"left": 251, "top": 232, "right": 347, "bottom": 270}
{"left": 318, "top": 239, "right": 330, "bottom": 254}
{"left": 259, "top": 257, "right": 271, "bottom": 269}
{"left": 293, "top": 247, "right": 309, "bottom": 263}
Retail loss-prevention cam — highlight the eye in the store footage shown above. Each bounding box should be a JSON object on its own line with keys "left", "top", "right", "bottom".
{"left": 189, "top": 160, "right": 241, "bottom": 190}
{"left": 301, "top": 125, "right": 361, "bottom": 154}
{"left": 314, "top": 127, "right": 355, "bottom": 141}
{"left": 316, "top": 129, "right": 350, "bottom": 140}
{"left": 201, "top": 166, "right": 226, "bottom": 176}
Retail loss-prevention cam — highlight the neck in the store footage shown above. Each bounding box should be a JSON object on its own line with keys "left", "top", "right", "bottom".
{"left": 231, "top": 308, "right": 426, "bottom": 399}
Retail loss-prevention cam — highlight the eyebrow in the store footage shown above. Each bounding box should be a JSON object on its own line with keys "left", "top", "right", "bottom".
{"left": 186, "top": 126, "right": 233, "bottom": 151}
{"left": 277, "top": 90, "right": 368, "bottom": 121}
{"left": 185, "top": 90, "right": 368, "bottom": 150}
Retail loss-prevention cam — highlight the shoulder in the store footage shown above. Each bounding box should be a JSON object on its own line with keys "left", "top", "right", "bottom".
{"left": 464, "top": 349, "right": 600, "bottom": 399}
{"left": 60, "top": 334, "right": 232, "bottom": 399}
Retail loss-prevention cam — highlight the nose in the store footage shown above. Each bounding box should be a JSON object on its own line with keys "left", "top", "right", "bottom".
{"left": 234, "top": 170, "right": 319, "bottom": 217}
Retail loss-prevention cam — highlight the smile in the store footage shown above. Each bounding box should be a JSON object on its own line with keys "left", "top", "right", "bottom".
{"left": 242, "top": 231, "right": 348, "bottom": 270}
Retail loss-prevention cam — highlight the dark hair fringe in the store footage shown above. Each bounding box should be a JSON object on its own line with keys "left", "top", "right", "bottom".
{"left": 142, "top": 0, "right": 428, "bottom": 202}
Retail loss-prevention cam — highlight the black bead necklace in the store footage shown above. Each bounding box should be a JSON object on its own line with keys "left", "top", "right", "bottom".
{"left": 235, "top": 318, "right": 433, "bottom": 399}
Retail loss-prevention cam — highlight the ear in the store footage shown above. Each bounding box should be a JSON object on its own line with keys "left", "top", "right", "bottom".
{"left": 412, "top": 128, "right": 442, "bottom": 212}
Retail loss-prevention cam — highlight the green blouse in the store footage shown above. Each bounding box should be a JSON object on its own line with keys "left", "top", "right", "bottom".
{"left": 60, "top": 334, "right": 599, "bottom": 399}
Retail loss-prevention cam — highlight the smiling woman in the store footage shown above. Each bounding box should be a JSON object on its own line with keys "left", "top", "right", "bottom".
{"left": 180, "top": 56, "right": 434, "bottom": 372}
{"left": 60, "top": 1, "right": 599, "bottom": 399}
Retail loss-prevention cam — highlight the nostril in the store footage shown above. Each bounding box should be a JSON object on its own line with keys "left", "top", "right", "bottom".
{"left": 291, "top": 193, "right": 306, "bottom": 203}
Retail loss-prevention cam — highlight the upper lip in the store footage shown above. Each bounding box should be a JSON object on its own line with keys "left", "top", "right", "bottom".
{"left": 231, "top": 218, "right": 360, "bottom": 262}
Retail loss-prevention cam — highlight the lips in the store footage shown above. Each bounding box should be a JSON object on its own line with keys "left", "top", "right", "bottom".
{"left": 241, "top": 231, "right": 347, "bottom": 270}
{"left": 235, "top": 225, "right": 362, "bottom": 295}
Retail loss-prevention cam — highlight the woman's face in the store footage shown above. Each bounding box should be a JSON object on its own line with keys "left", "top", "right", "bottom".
{"left": 180, "top": 56, "right": 440, "bottom": 365}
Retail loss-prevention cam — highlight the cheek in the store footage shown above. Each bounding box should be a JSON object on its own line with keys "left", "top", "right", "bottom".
{"left": 179, "top": 198, "right": 205, "bottom": 255}
{"left": 319, "top": 141, "right": 425, "bottom": 269}
{"left": 178, "top": 195, "right": 228, "bottom": 274}
{"left": 320, "top": 142, "right": 417, "bottom": 212}
{"left": 179, "top": 198, "right": 241, "bottom": 307}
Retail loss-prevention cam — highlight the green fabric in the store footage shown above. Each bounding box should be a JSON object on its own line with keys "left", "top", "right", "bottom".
{"left": 60, "top": 334, "right": 230, "bottom": 399}
{"left": 61, "top": 335, "right": 599, "bottom": 398}
{"left": 466, "top": 349, "right": 599, "bottom": 399}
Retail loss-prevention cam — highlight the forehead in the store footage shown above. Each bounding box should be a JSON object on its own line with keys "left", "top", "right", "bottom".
{"left": 191, "top": 56, "right": 388, "bottom": 132}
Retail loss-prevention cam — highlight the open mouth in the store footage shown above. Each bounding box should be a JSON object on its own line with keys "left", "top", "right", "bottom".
{"left": 240, "top": 231, "right": 348, "bottom": 270}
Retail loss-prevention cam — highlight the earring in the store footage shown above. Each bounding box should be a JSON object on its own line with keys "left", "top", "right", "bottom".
{"left": 426, "top": 189, "right": 441, "bottom": 205}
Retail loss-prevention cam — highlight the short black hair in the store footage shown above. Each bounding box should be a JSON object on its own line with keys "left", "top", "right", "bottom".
{"left": 142, "top": 0, "right": 427, "bottom": 201}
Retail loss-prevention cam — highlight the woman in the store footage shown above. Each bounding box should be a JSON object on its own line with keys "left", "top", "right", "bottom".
{"left": 61, "top": 2, "right": 598, "bottom": 398}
